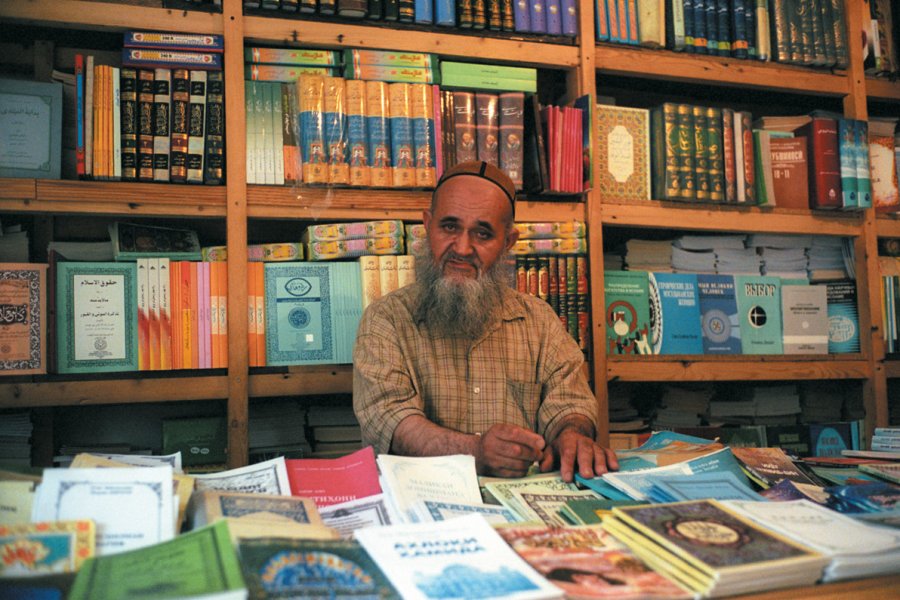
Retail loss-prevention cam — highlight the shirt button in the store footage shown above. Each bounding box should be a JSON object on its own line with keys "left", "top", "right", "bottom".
{"left": 474, "top": 387, "right": 481, "bottom": 394}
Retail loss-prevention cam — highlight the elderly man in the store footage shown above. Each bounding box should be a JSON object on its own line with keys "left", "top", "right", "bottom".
{"left": 353, "top": 161, "right": 617, "bottom": 482}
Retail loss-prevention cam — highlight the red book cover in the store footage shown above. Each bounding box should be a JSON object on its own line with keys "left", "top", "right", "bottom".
{"left": 769, "top": 136, "right": 809, "bottom": 209}
{"left": 722, "top": 108, "right": 736, "bottom": 203}
{"left": 452, "top": 91, "right": 476, "bottom": 164}
{"left": 285, "top": 446, "right": 382, "bottom": 507}
{"left": 740, "top": 111, "right": 756, "bottom": 204}
{"left": 796, "top": 116, "right": 842, "bottom": 209}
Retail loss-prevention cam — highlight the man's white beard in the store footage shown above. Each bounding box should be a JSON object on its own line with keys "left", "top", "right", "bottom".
{"left": 414, "top": 243, "right": 514, "bottom": 340}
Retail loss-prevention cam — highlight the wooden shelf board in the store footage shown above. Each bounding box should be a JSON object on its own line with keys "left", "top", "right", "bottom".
{"left": 243, "top": 16, "right": 579, "bottom": 68}
{"left": 250, "top": 366, "right": 353, "bottom": 396}
{"left": 594, "top": 45, "right": 849, "bottom": 96}
{"left": 884, "top": 360, "right": 900, "bottom": 379}
{"left": 866, "top": 78, "right": 900, "bottom": 102}
{"left": 0, "top": 0, "right": 223, "bottom": 33}
{"left": 600, "top": 201, "right": 865, "bottom": 236}
{"left": 730, "top": 575, "right": 900, "bottom": 600}
{"left": 876, "top": 214, "right": 900, "bottom": 238}
{"left": 607, "top": 356, "right": 871, "bottom": 382}
{"left": 0, "top": 180, "right": 226, "bottom": 217}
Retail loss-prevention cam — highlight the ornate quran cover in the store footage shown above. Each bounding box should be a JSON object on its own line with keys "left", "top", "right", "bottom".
{"left": 238, "top": 537, "right": 400, "bottom": 599}
{"left": 596, "top": 104, "right": 650, "bottom": 201}
{"left": 0, "top": 263, "right": 47, "bottom": 375}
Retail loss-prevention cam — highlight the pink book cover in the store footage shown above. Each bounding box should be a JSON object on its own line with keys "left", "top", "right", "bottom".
{"left": 200, "top": 261, "right": 211, "bottom": 369}
{"left": 285, "top": 446, "right": 382, "bottom": 507}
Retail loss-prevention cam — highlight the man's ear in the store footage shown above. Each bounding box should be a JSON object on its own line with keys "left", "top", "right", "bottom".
{"left": 505, "top": 225, "right": 520, "bottom": 251}
{"left": 422, "top": 209, "right": 432, "bottom": 230}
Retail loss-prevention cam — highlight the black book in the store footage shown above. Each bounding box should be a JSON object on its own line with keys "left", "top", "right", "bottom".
{"left": 137, "top": 69, "right": 155, "bottom": 182}
{"left": 299, "top": 0, "right": 317, "bottom": 13}
{"left": 337, "top": 0, "right": 368, "bottom": 17}
{"left": 457, "top": 0, "right": 473, "bottom": 27}
{"left": 281, "top": 0, "right": 299, "bottom": 10}
{"left": 319, "top": 0, "right": 337, "bottom": 14}
{"left": 169, "top": 68, "right": 190, "bottom": 183}
{"left": 204, "top": 70, "right": 225, "bottom": 185}
{"left": 522, "top": 94, "right": 548, "bottom": 193}
{"left": 367, "top": 0, "right": 383, "bottom": 18}
{"left": 383, "top": 0, "right": 399, "bottom": 20}
{"left": 472, "top": 0, "right": 486, "bottom": 28}
{"left": 398, "top": 0, "right": 415, "bottom": 21}
{"left": 486, "top": 0, "right": 502, "bottom": 29}
{"left": 120, "top": 67, "right": 138, "bottom": 181}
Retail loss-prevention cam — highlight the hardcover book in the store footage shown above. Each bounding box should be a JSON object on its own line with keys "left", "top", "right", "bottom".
{"left": 410, "top": 83, "right": 436, "bottom": 187}
{"left": 451, "top": 91, "right": 477, "bottom": 164}
{"left": 298, "top": 74, "right": 328, "bottom": 184}
{"left": 109, "top": 222, "right": 202, "bottom": 261}
{"left": 203, "top": 70, "right": 225, "bottom": 185}
{"left": 604, "top": 270, "right": 652, "bottom": 355}
{"left": 325, "top": 76, "right": 350, "bottom": 185}
{"left": 781, "top": 283, "right": 828, "bottom": 354}
{"left": 0, "top": 263, "right": 47, "bottom": 375}
{"left": 597, "top": 104, "right": 651, "bottom": 201}
{"left": 649, "top": 272, "right": 703, "bottom": 354}
{"left": 797, "top": 114, "right": 842, "bottom": 209}
{"left": 475, "top": 92, "right": 499, "bottom": 166}
{"left": 769, "top": 135, "right": 809, "bottom": 209}
{"left": 365, "top": 80, "right": 392, "bottom": 187}
{"left": 696, "top": 273, "right": 741, "bottom": 354}
{"left": 345, "top": 79, "right": 371, "bottom": 187}
{"left": 56, "top": 261, "right": 139, "bottom": 374}
{"left": 388, "top": 82, "right": 415, "bottom": 187}
{"left": 735, "top": 275, "right": 783, "bottom": 354}
{"left": 0, "top": 78, "right": 63, "bottom": 180}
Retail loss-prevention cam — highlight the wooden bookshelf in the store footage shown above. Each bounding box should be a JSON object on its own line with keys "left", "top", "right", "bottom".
{"left": 608, "top": 356, "right": 872, "bottom": 382}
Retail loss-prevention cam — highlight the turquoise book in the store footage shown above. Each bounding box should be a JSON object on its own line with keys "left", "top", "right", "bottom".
{"left": 838, "top": 118, "right": 858, "bottom": 208}
{"left": 56, "top": 262, "right": 139, "bottom": 374}
{"left": 696, "top": 273, "right": 741, "bottom": 354}
{"left": 264, "top": 262, "right": 362, "bottom": 366}
{"left": 735, "top": 275, "right": 783, "bottom": 354}
{"left": 853, "top": 119, "right": 872, "bottom": 209}
{"left": 649, "top": 272, "right": 703, "bottom": 355}
{"left": 604, "top": 270, "right": 652, "bottom": 355}
{"left": 826, "top": 279, "right": 859, "bottom": 353}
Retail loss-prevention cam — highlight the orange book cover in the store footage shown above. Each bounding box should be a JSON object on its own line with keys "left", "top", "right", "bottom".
{"left": 148, "top": 257, "right": 161, "bottom": 370}
{"left": 158, "top": 258, "right": 172, "bottom": 370}
{"left": 106, "top": 65, "right": 114, "bottom": 178}
{"left": 217, "top": 261, "right": 228, "bottom": 369}
{"left": 209, "top": 260, "right": 220, "bottom": 369}
{"left": 136, "top": 258, "right": 150, "bottom": 370}
{"left": 180, "top": 261, "right": 193, "bottom": 370}
{"left": 169, "top": 261, "right": 182, "bottom": 370}
{"left": 247, "top": 261, "right": 258, "bottom": 367}
{"left": 92, "top": 64, "right": 102, "bottom": 180}
{"left": 189, "top": 261, "right": 199, "bottom": 369}
{"left": 255, "top": 262, "right": 266, "bottom": 367}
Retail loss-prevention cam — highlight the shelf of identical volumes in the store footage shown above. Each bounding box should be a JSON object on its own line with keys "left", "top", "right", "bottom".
{"left": 593, "top": 44, "right": 850, "bottom": 96}
{"left": 600, "top": 200, "right": 866, "bottom": 236}
{"left": 607, "top": 355, "right": 872, "bottom": 383}
{"left": 242, "top": 15, "right": 580, "bottom": 67}
{"left": 0, "top": 365, "right": 352, "bottom": 409}
{"left": 247, "top": 185, "right": 586, "bottom": 221}
{"left": 0, "top": 179, "right": 227, "bottom": 218}
{"left": 0, "top": 0, "right": 223, "bottom": 34}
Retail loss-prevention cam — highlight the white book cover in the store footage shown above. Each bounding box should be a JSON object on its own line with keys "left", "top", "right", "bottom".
{"left": 410, "top": 499, "right": 522, "bottom": 525}
{"left": 376, "top": 454, "right": 482, "bottom": 522}
{"left": 193, "top": 456, "right": 291, "bottom": 495}
{"left": 483, "top": 474, "right": 579, "bottom": 519}
{"left": 32, "top": 466, "right": 175, "bottom": 555}
{"left": 271, "top": 81, "right": 285, "bottom": 186}
{"left": 319, "top": 493, "right": 398, "bottom": 538}
{"left": 354, "top": 514, "right": 563, "bottom": 600}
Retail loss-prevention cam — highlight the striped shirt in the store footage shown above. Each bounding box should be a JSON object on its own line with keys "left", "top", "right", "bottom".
{"left": 353, "top": 283, "right": 598, "bottom": 455}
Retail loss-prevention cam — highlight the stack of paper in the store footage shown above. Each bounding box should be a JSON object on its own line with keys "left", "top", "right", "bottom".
{"left": 746, "top": 233, "right": 815, "bottom": 249}
{"left": 652, "top": 385, "right": 714, "bottom": 430}
{"left": 624, "top": 239, "right": 674, "bottom": 272}
{"left": 800, "top": 381, "right": 846, "bottom": 423}
{"left": 671, "top": 246, "right": 716, "bottom": 273}
{"left": 725, "top": 499, "right": 900, "bottom": 582}
{"left": 376, "top": 453, "right": 482, "bottom": 523}
{"left": 603, "top": 499, "right": 829, "bottom": 597}
{"left": 757, "top": 246, "right": 808, "bottom": 279}
{"left": 248, "top": 398, "right": 311, "bottom": 460}
{"left": 808, "top": 236, "right": 850, "bottom": 281}
{"left": 715, "top": 247, "right": 762, "bottom": 275}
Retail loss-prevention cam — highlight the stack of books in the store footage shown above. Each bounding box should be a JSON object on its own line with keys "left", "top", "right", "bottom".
{"left": 358, "top": 253, "right": 416, "bottom": 310}
{"left": 249, "top": 398, "right": 312, "bottom": 461}
{"left": 0, "top": 411, "right": 33, "bottom": 469}
{"left": 303, "top": 220, "right": 406, "bottom": 261}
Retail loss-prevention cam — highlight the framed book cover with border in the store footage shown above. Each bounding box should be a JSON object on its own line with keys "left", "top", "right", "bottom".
{"left": 0, "top": 263, "right": 47, "bottom": 375}
{"left": 56, "top": 262, "right": 138, "bottom": 374}
{"left": 0, "top": 78, "right": 63, "bottom": 179}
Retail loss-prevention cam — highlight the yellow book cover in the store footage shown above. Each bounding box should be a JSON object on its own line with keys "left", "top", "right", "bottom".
{"left": 345, "top": 79, "right": 370, "bottom": 187}
{"left": 359, "top": 255, "right": 382, "bottom": 310}
{"left": 389, "top": 83, "right": 415, "bottom": 188}
{"left": 410, "top": 83, "right": 436, "bottom": 188}
{"left": 158, "top": 258, "right": 172, "bottom": 371}
{"left": 366, "top": 80, "right": 392, "bottom": 188}
{"left": 297, "top": 74, "right": 328, "bottom": 184}
{"left": 255, "top": 262, "right": 266, "bottom": 367}
{"left": 378, "top": 255, "right": 399, "bottom": 296}
{"left": 324, "top": 76, "right": 349, "bottom": 185}
{"left": 397, "top": 254, "right": 416, "bottom": 289}
{"left": 0, "top": 263, "right": 47, "bottom": 375}
{"left": 0, "top": 520, "right": 95, "bottom": 575}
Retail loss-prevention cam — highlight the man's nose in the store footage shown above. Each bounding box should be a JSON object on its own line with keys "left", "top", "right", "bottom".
{"left": 452, "top": 233, "right": 474, "bottom": 256}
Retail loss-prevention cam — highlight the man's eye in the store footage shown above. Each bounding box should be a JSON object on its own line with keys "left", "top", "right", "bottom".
{"left": 476, "top": 231, "right": 493, "bottom": 240}
{"left": 442, "top": 223, "right": 458, "bottom": 233}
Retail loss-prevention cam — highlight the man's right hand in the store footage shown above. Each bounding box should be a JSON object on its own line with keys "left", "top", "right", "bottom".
{"left": 475, "top": 423, "right": 546, "bottom": 478}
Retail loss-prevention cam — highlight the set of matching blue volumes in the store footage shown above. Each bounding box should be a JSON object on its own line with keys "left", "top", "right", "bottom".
{"left": 75, "top": 31, "right": 226, "bottom": 185}
{"left": 596, "top": 0, "right": 848, "bottom": 68}
{"left": 243, "top": 0, "right": 577, "bottom": 36}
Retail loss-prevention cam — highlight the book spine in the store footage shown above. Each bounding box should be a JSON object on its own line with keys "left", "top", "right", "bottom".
{"left": 548, "top": 255, "right": 559, "bottom": 314}
{"left": 170, "top": 68, "right": 189, "bottom": 183}
{"left": 432, "top": 85, "right": 444, "bottom": 179}
{"left": 367, "top": 0, "right": 383, "bottom": 18}
{"left": 545, "top": 0, "right": 562, "bottom": 34}
{"left": 458, "top": 0, "right": 474, "bottom": 25}
{"left": 170, "top": 262, "right": 182, "bottom": 370}
{"left": 91, "top": 64, "right": 102, "bottom": 179}
{"left": 298, "top": 74, "right": 328, "bottom": 184}
{"left": 137, "top": 258, "right": 150, "bottom": 371}
{"left": 715, "top": 0, "right": 730, "bottom": 55}
{"left": 666, "top": 0, "right": 684, "bottom": 49}
{"left": 122, "top": 48, "right": 223, "bottom": 71}
{"left": 566, "top": 256, "right": 578, "bottom": 340}
{"left": 798, "top": 0, "right": 815, "bottom": 64}
{"left": 529, "top": 0, "right": 546, "bottom": 32}
{"left": 325, "top": 76, "right": 349, "bottom": 185}
{"left": 415, "top": 0, "right": 433, "bottom": 22}
{"left": 137, "top": 69, "right": 155, "bottom": 182}
{"left": 186, "top": 71, "right": 206, "bottom": 184}
{"left": 692, "top": 0, "right": 708, "bottom": 53}
{"left": 245, "top": 81, "right": 258, "bottom": 185}
{"left": 692, "top": 104, "right": 710, "bottom": 201}
{"left": 730, "top": 0, "right": 748, "bottom": 57}
{"left": 397, "top": 0, "right": 415, "bottom": 20}
{"left": 359, "top": 255, "right": 382, "bottom": 310}
{"left": 676, "top": 103, "right": 697, "bottom": 200}
{"left": 472, "top": 0, "right": 488, "bottom": 28}
{"left": 754, "top": 0, "right": 768, "bottom": 60}
{"left": 576, "top": 255, "right": 589, "bottom": 352}
{"left": 159, "top": 258, "right": 172, "bottom": 371}
{"left": 514, "top": 0, "right": 531, "bottom": 30}
{"left": 410, "top": 83, "right": 436, "bottom": 187}
{"left": 338, "top": 0, "right": 369, "bottom": 16}
{"left": 270, "top": 82, "right": 285, "bottom": 186}
{"left": 152, "top": 68, "right": 171, "bottom": 182}
{"left": 475, "top": 92, "right": 499, "bottom": 166}
{"left": 345, "top": 79, "right": 371, "bottom": 187}
{"left": 284, "top": 83, "right": 302, "bottom": 184}
{"left": 683, "top": 0, "right": 695, "bottom": 51}
{"left": 855, "top": 119, "right": 872, "bottom": 209}
{"left": 800, "top": 117, "right": 842, "bottom": 209}
{"left": 204, "top": 71, "right": 225, "bottom": 185}
{"left": 452, "top": 91, "right": 477, "bottom": 164}
{"left": 299, "top": 0, "right": 317, "bottom": 12}
{"left": 771, "top": 0, "right": 791, "bottom": 62}
{"left": 498, "top": 92, "right": 525, "bottom": 190}
{"left": 838, "top": 118, "right": 858, "bottom": 208}
{"left": 366, "top": 80, "right": 393, "bottom": 187}
{"left": 486, "top": 0, "right": 503, "bottom": 29}
{"left": 389, "top": 82, "right": 416, "bottom": 188}
{"left": 733, "top": 107, "right": 746, "bottom": 202}
{"left": 651, "top": 103, "right": 679, "bottom": 200}
{"left": 255, "top": 263, "right": 266, "bottom": 367}
{"left": 704, "top": 0, "right": 718, "bottom": 54}
{"left": 75, "top": 54, "right": 86, "bottom": 178}
{"left": 829, "top": 0, "right": 847, "bottom": 68}
{"left": 740, "top": 111, "right": 756, "bottom": 203}
{"left": 112, "top": 66, "right": 121, "bottom": 180}
{"left": 85, "top": 55, "right": 94, "bottom": 178}
{"left": 319, "top": 0, "right": 337, "bottom": 14}
{"left": 436, "top": 0, "right": 457, "bottom": 24}
{"left": 247, "top": 262, "right": 257, "bottom": 368}
{"left": 819, "top": 0, "right": 836, "bottom": 66}
{"left": 721, "top": 107, "right": 737, "bottom": 202}
{"left": 208, "top": 261, "right": 219, "bottom": 369}
{"left": 707, "top": 107, "right": 724, "bottom": 202}
{"left": 809, "top": 0, "right": 827, "bottom": 64}
{"left": 259, "top": 82, "right": 274, "bottom": 185}
{"left": 124, "top": 31, "right": 225, "bottom": 52}
{"left": 120, "top": 67, "right": 138, "bottom": 181}
{"left": 787, "top": 0, "right": 803, "bottom": 63}
{"left": 148, "top": 257, "right": 161, "bottom": 371}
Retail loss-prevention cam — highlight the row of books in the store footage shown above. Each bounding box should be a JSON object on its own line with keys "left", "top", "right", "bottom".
{"left": 243, "top": 0, "right": 579, "bottom": 36}
{"left": 514, "top": 254, "right": 590, "bottom": 351}
{"left": 864, "top": 0, "right": 898, "bottom": 76}
{"left": 604, "top": 270, "right": 859, "bottom": 356}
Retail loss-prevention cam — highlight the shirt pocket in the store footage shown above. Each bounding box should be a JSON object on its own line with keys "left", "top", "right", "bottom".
{"left": 505, "top": 380, "right": 542, "bottom": 432}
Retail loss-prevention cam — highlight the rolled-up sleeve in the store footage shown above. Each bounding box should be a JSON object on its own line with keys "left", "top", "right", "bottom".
{"left": 352, "top": 299, "right": 425, "bottom": 455}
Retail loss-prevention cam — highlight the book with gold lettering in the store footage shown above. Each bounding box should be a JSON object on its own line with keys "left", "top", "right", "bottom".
{"left": 298, "top": 74, "right": 328, "bottom": 184}
{"left": 0, "top": 263, "right": 47, "bottom": 375}
{"left": 366, "top": 80, "right": 393, "bottom": 187}
{"left": 345, "top": 79, "right": 371, "bottom": 187}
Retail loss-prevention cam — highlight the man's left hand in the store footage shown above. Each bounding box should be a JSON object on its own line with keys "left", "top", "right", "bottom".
{"left": 539, "top": 428, "right": 619, "bottom": 483}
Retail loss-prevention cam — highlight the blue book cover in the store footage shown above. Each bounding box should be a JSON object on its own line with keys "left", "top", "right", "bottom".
{"left": 697, "top": 274, "right": 741, "bottom": 354}
{"left": 529, "top": 0, "right": 547, "bottom": 33}
{"left": 388, "top": 84, "right": 415, "bottom": 188}
{"left": 0, "top": 78, "right": 63, "bottom": 180}
{"left": 649, "top": 272, "right": 703, "bottom": 355}
{"left": 514, "top": 0, "right": 531, "bottom": 31}
{"left": 692, "top": 0, "right": 707, "bottom": 54}
{"left": 809, "top": 422, "right": 856, "bottom": 457}
{"left": 435, "top": 0, "right": 456, "bottom": 25}
{"left": 545, "top": 0, "right": 562, "bottom": 34}
{"left": 838, "top": 118, "right": 858, "bottom": 208}
{"left": 594, "top": 0, "right": 609, "bottom": 40}
{"left": 683, "top": 0, "right": 695, "bottom": 52}
{"left": 265, "top": 263, "right": 362, "bottom": 366}
{"left": 414, "top": 0, "right": 433, "bottom": 23}
{"left": 704, "top": 0, "right": 717, "bottom": 53}
{"left": 745, "top": 0, "right": 757, "bottom": 58}
{"left": 735, "top": 275, "right": 783, "bottom": 355}
{"left": 730, "top": 0, "right": 748, "bottom": 57}
{"left": 853, "top": 119, "right": 872, "bottom": 209}
{"left": 561, "top": 0, "right": 577, "bottom": 35}
{"left": 826, "top": 280, "right": 859, "bottom": 353}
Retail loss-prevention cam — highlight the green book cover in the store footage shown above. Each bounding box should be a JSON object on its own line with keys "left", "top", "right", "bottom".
{"left": 707, "top": 106, "right": 724, "bottom": 202}
{"left": 796, "top": 0, "right": 814, "bottom": 64}
{"left": 604, "top": 270, "right": 652, "bottom": 355}
{"left": 440, "top": 73, "right": 536, "bottom": 93}
{"left": 829, "top": 0, "right": 848, "bottom": 68}
{"left": 735, "top": 275, "right": 784, "bottom": 354}
{"left": 837, "top": 119, "right": 858, "bottom": 208}
{"left": 162, "top": 416, "right": 227, "bottom": 466}
{"left": 818, "top": 0, "right": 836, "bottom": 66}
{"left": 692, "top": 104, "right": 711, "bottom": 201}
{"left": 439, "top": 61, "right": 537, "bottom": 82}
{"left": 807, "top": 0, "right": 826, "bottom": 65}
{"left": 69, "top": 521, "right": 245, "bottom": 600}
{"left": 770, "top": 0, "right": 792, "bottom": 63}
{"left": 651, "top": 102, "right": 680, "bottom": 201}
{"left": 675, "top": 104, "right": 696, "bottom": 201}
{"left": 56, "top": 261, "right": 139, "bottom": 374}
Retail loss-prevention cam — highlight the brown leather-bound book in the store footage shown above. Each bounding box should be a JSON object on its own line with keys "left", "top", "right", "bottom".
{"left": 796, "top": 115, "right": 842, "bottom": 209}
{"left": 451, "top": 91, "right": 476, "bottom": 164}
